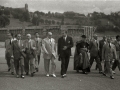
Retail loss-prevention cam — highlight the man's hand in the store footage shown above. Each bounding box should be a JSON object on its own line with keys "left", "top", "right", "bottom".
{"left": 63, "top": 46, "right": 67, "bottom": 50}
{"left": 32, "top": 47, "right": 36, "bottom": 50}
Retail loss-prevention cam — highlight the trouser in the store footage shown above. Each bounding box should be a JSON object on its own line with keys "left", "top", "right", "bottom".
{"left": 112, "top": 51, "right": 120, "bottom": 71}
{"left": 104, "top": 61, "right": 113, "bottom": 76}
{"left": 112, "top": 60, "right": 120, "bottom": 71}
{"left": 35, "top": 55, "right": 40, "bottom": 68}
{"left": 90, "top": 56, "right": 102, "bottom": 71}
{"left": 61, "top": 56, "right": 70, "bottom": 75}
{"left": 14, "top": 57, "right": 24, "bottom": 75}
{"left": 6, "top": 57, "right": 14, "bottom": 72}
{"left": 24, "top": 54, "right": 35, "bottom": 73}
{"left": 44, "top": 55, "right": 56, "bottom": 74}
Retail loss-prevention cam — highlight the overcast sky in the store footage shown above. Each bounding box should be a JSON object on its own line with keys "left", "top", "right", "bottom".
{"left": 0, "top": 0, "right": 120, "bottom": 15}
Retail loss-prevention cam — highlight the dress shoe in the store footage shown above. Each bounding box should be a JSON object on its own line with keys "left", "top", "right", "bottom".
{"left": 76, "top": 70, "right": 79, "bottom": 73}
{"left": 83, "top": 72, "right": 87, "bottom": 74}
{"left": 63, "top": 74, "right": 67, "bottom": 77}
{"left": 16, "top": 75, "right": 19, "bottom": 78}
{"left": 8, "top": 68, "right": 11, "bottom": 72}
{"left": 11, "top": 72, "right": 14, "bottom": 75}
{"left": 31, "top": 73, "right": 34, "bottom": 77}
{"left": 21, "top": 75, "right": 25, "bottom": 78}
{"left": 103, "top": 73, "right": 106, "bottom": 76}
{"left": 99, "top": 71, "right": 103, "bottom": 74}
{"left": 110, "top": 76, "right": 114, "bottom": 79}
{"left": 46, "top": 74, "right": 49, "bottom": 77}
{"left": 35, "top": 68, "right": 39, "bottom": 72}
{"left": 112, "top": 71, "right": 116, "bottom": 74}
{"left": 61, "top": 75, "right": 64, "bottom": 78}
{"left": 51, "top": 74, "right": 56, "bottom": 78}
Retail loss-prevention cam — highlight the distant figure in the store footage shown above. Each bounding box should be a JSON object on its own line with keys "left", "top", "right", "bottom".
{"left": 5, "top": 33, "right": 15, "bottom": 74}
{"left": 74, "top": 35, "right": 90, "bottom": 74}
{"left": 112, "top": 35, "right": 120, "bottom": 74}
{"left": 58, "top": 30, "right": 73, "bottom": 78}
{"left": 42, "top": 32, "right": 57, "bottom": 77}
{"left": 102, "top": 37, "right": 117, "bottom": 79}
{"left": 89, "top": 34, "right": 102, "bottom": 73}
{"left": 34, "top": 32, "right": 42, "bottom": 72}
{"left": 11, "top": 34, "right": 25, "bottom": 78}
{"left": 24, "top": 34, "right": 36, "bottom": 77}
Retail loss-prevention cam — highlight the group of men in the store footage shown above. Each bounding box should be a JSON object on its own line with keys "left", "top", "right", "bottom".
{"left": 89, "top": 35, "right": 120, "bottom": 79}
{"left": 4, "top": 29, "right": 120, "bottom": 79}
{"left": 5, "top": 30, "right": 73, "bottom": 78}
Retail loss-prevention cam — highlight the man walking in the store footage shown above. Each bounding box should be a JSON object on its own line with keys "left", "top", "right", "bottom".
{"left": 102, "top": 37, "right": 117, "bottom": 79}
{"left": 34, "top": 32, "right": 42, "bottom": 72}
{"left": 5, "top": 33, "right": 15, "bottom": 74}
{"left": 11, "top": 34, "right": 25, "bottom": 78}
{"left": 58, "top": 30, "right": 73, "bottom": 78}
{"left": 112, "top": 35, "right": 120, "bottom": 74}
{"left": 89, "top": 35, "right": 102, "bottom": 73}
{"left": 24, "top": 34, "right": 36, "bottom": 77}
{"left": 42, "top": 32, "right": 57, "bottom": 77}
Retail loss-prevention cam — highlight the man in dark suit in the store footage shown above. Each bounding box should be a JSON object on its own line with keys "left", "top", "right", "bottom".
{"left": 89, "top": 35, "right": 102, "bottom": 73}
{"left": 11, "top": 34, "right": 25, "bottom": 78}
{"left": 58, "top": 30, "right": 73, "bottom": 78}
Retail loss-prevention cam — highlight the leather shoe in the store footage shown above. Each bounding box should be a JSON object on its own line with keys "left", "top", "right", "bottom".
{"left": 103, "top": 73, "right": 106, "bottom": 76}
{"left": 26, "top": 72, "right": 29, "bottom": 75}
{"left": 35, "top": 68, "right": 39, "bottom": 72}
{"left": 21, "top": 75, "right": 25, "bottom": 78}
{"left": 99, "top": 71, "right": 103, "bottom": 74}
{"left": 110, "top": 76, "right": 114, "bottom": 79}
{"left": 61, "top": 75, "right": 64, "bottom": 78}
{"left": 8, "top": 68, "right": 11, "bottom": 72}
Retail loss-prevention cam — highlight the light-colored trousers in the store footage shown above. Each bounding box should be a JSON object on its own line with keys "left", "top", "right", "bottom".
{"left": 44, "top": 55, "right": 56, "bottom": 74}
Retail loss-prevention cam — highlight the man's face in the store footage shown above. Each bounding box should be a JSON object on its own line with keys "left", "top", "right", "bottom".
{"left": 107, "top": 38, "right": 111, "bottom": 43}
{"left": 103, "top": 37, "right": 107, "bottom": 41}
{"left": 94, "top": 36, "right": 97, "bottom": 40}
{"left": 35, "top": 33, "right": 39, "bottom": 38}
{"left": 62, "top": 31, "right": 67, "bottom": 37}
{"left": 48, "top": 34, "right": 52, "bottom": 39}
{"left": 17, "top": 34, "right": 21, "bottom": 40}
{"left": 27, "top": 35, "right": 31, "bottom": 40}
{"left": 7, "top": 34, "right": 12, "bottom": 39}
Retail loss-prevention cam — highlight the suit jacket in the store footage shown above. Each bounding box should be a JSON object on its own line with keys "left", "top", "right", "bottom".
{"left": 5, "top": 39, "right": 13, "bottom": 58}
{"left": 102, "top": 43, "right": 117, "bottom": 61}
{"left": 58, "top": 36, "right": 73, "bottom": 57}
{"left": 34, "top": 38, "right": 42, "bottom": 55}
{"left": 112, "top": 40, "right": 120, "bottom": 51}
{"left": 42, "top": 37, "right": 57, "bottom": 59}
{"left": 24, "top": 39, "right": 36, "bottom": 56}
{"left": 89, "top": 39, "right": 99, "bottom": 57}
{"left": 12, "top": 40, "right": 25, "bottom": 59}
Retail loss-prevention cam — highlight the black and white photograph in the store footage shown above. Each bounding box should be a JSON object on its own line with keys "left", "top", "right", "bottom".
{"left": 0, "top": 0, "right": 120, "bottom": 90}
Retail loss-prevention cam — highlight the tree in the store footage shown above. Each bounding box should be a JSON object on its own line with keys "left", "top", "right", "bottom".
{"left": 52, "top": 20, "right": 55, "bottom": 24}
{"left": 0, "top": 16, "right": 10, "bottom": 27}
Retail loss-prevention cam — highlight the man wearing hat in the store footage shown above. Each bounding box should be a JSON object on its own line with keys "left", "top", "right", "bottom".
{"left": 58, "top": 30, "right": 73, "bottom": 78}
{"left": 42, "top": 32, "right": 57, "bottom": 77}
{"left": 74, "top": 35, "right": 90, "bottom": 74}
{"left": 112, "top": 35, "right": 120, "bottom": 73}
{"left": 89, "top": 34, "right": 102, "bottom": 73}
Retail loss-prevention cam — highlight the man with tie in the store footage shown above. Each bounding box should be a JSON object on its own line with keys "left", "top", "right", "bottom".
{"left": 102, "top": 37, "right": 117, "bottom": 79}
{"left": 58, "top": 30, "right": 73, "bottom": 78}
{"left": 89, "top": 34, "right": 102, "bottom": 73}
{"left": 11, "top": 34, "right": 25, "bottom": 78}
{"left": 34, "top": 32, "right": 42, "bottom": 72}
{"left": 42, "top": 32, "right": 57, "bottom": 77}
{"left": 24, "top": 34, "right": 36, "bottom": 77}
{"left": 112, "top": 35, "right": 120, "bottom": 74}
{"left": 5, "top": 33, "right": 15, "bottom": 74}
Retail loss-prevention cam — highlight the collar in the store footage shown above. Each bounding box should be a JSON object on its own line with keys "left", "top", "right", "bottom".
{"left": 28, "top": 39, "right": 31, "bottom": 42}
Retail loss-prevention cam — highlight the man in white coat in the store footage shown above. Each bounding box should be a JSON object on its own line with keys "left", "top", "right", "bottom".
{"left": 42, "top": 32, "right": 57, "bottom": 77}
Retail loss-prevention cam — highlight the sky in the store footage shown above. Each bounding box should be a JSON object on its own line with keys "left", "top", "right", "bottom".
{"left": 0, "top": 0, "right": 120, "bottom": 15}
